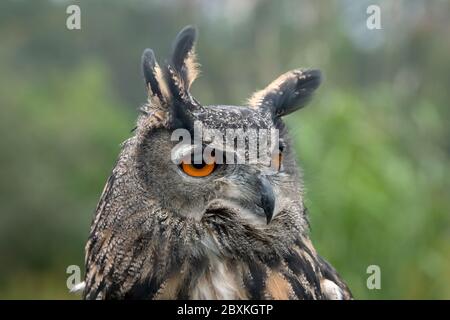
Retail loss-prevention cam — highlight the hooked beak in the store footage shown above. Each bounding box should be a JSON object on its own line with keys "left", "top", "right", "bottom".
{"left": 259, "top": 176, "right": 275, "bottom": 224}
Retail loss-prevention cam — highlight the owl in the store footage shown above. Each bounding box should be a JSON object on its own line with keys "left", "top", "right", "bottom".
{"left": 81, "top": 26, "right": 352, "bottom": 300}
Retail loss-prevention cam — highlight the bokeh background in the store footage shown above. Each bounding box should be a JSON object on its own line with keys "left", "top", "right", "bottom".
{"left": 1, "top": 0, "right": 449, "bottom": 299}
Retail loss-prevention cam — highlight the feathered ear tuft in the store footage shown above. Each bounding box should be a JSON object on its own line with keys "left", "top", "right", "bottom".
{"left": 140, "top": 26, "right": 202, "bottom": 131}
{"left": 247, "top": 69, "right": 322, "bottom": 117}
{"left": 184, "top": 47, "right": 200, "bottom": 89}
{"left": 141, "top": 48, "right": 170, "bottom": 103}
{"left": 170, "top": 25, "right": 200, "bottom": 91}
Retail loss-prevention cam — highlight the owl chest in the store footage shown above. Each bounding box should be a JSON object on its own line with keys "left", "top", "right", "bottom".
{"left": 189, "top": 259, "right": 246, "bottom": 300}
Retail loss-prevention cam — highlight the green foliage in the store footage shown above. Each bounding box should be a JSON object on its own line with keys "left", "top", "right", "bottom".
{"left": 0, "top": 61, "right": 132, "bottom": 298}
{"left": 287, "top": 88, "right": 450, "bottom": 299}
{"left": 0, "top": 0, "right": 449, "bottom": 299}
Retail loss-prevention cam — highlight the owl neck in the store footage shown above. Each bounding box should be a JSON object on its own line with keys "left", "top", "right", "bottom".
{"left": 124, "top": 200, "right": 312, "bottom": 298}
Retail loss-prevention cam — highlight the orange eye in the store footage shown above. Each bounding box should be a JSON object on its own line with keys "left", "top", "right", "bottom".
{"left": 271, "top": 151, "right": 283, "bottom": 171}
{"left": 180, "top": 158, "right": 216, "bottom": 177}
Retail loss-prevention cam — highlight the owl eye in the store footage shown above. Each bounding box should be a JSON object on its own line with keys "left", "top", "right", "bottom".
{"left": 180, "top": 154, "right": 216, "bottom": 177}
{"left": 271, "top": 150, "right": 283, "bottom": 171}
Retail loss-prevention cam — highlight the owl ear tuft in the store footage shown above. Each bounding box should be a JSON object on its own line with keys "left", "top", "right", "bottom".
{"left": 141, "top": 48, "right": 170, "bottom": 103}
{"left": 247, "top": 69, "right": 322, "bottom": 117}
{"left": 170, "top": 25, "right": 200, "bottom": 92}
{"left": 141, "top": 27, "right": 202, "bottom": 130}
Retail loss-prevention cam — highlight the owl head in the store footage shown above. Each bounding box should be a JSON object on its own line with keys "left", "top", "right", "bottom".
{"left": 81, "top": 26, "right": 353, "bottom": 301}
{"left": 133, "top": 26, "right": 321, "bottom": 228}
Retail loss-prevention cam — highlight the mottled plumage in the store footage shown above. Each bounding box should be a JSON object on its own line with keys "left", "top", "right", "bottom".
{"left": 82, "top": 26, "right": 352, "bottom": 300}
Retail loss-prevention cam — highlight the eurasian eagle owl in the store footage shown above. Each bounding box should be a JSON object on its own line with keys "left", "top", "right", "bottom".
{"left": 82, "top": 26, "right": 352, "bottom": 300}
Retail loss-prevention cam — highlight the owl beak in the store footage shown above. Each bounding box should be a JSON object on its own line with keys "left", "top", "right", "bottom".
{"left": 259, "top": 176, "right": 275, "bottom": 224}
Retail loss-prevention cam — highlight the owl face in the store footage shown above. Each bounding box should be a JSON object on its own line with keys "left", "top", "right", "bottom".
{"left": 138, "top": 107, "right": 298, "bottom": 227}
{"left": 136, "top": 26, "right": 321, "bottom": 228}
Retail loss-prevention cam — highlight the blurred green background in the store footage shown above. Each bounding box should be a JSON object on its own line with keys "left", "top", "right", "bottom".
{"left": 0, "top": 0, "right": 449, "bottom": 299}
